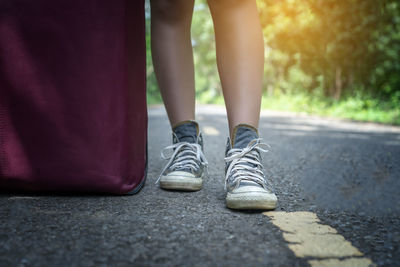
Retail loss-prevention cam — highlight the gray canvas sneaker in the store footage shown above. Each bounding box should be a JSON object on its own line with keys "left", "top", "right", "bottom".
{"left": 156, "top": 120, "right": 207, "bottom": 191}
{"left": 224, "top": 124, "right": 277, "bottom": 210}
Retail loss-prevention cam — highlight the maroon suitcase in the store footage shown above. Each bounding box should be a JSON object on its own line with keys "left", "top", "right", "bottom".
{"left": 0, "top": 0, "right": 147, "bottom": 193}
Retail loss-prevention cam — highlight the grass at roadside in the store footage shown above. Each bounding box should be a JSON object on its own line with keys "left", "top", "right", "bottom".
{"left": 260, "top": 94, "right": 400, "bottom": 125}
{"left": 147, "top": 92, "right": 400, "bottom": 126}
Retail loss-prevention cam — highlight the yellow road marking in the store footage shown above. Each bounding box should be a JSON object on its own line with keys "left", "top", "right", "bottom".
{"left": 309, "top": 258, "right": 375, "bottom": 267}
{"left": 203, "top": 126, "right": 220, "bottom": 136}
{"left": 264, "top": 211, "right": 375, "bottom": 266}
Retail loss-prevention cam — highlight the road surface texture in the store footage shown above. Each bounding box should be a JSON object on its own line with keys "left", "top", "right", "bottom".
{"left": 1, "top": 105, "right": 399, "bottom": 266}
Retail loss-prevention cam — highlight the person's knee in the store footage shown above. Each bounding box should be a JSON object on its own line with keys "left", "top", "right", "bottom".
{"left": 207, "top": 0, "right": 252, "bottom": 14}
{"left": 151, "top": 0, "right": 193, "bottom": 24}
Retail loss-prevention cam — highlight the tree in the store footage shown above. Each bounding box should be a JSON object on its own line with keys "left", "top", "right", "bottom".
{"left": 257, "top": 0, "right": 400, "bottom": 100}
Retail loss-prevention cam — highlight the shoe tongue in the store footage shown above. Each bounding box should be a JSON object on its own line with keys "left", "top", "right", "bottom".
{"left": 173, "top": 121, "right": 199, "bottom": 143}
{"left": 232, "top": 124, "right": 259, "bottom": 149}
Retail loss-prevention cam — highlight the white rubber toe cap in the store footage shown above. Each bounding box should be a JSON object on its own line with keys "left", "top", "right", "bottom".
{"left": 160, "top": 171, "right": 203, "bottom": 191}
{"left": 227, "top": 185, "right": 277, "bottom": 210}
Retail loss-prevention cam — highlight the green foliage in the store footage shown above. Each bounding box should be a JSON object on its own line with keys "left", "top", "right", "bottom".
{"left": 191, "top": 1, "right": 222, "bottom": 104}
{"left": 145, "top": 0, "right": 400, "bottom": 125}
{"left": 257, "top": 0, "right": 400, "bottom": 100}
{"left": 145, "top": 1, "right": 162, "bottom": 105}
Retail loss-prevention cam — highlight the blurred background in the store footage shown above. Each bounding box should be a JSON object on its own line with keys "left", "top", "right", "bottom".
{"left": 145, "top": 0, "right": 400, "bottom": 125}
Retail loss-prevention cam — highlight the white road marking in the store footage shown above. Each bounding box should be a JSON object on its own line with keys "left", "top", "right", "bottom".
{"left": 8, "top": 196, "right": 40, "bottom": 200}
{"left": 264, "top": 211, "right": 375, "bottom": 267}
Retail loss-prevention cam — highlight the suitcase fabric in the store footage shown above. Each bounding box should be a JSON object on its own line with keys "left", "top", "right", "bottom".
{"left": 0, "top": 0, "right": 147, "bottom": 193}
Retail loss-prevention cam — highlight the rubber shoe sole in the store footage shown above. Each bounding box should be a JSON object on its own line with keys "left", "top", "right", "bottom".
{"left": 160, "top": 171, "right": 202, "bottom": 191}
{"left": 226, "top": 191, "right": 277, "bottom": 210}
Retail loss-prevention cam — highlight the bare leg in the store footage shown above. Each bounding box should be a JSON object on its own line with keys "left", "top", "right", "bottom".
{"left": 150, "top": 0, "right": 196, "bottom": 126}
{"left": 207, "top": 0, "right": 264, "bottom": 137}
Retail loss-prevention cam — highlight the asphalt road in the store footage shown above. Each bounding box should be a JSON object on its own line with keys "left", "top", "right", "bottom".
{"left": 1, "top": 105, "right": 399, "bottom": 266}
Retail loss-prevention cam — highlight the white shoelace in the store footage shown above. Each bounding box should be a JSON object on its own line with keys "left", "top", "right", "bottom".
{"left": 156, "top": 142, "right": 208, "bottom": 184}
{"left": 224, "top": 138, "right": 270, "bottom": 190}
